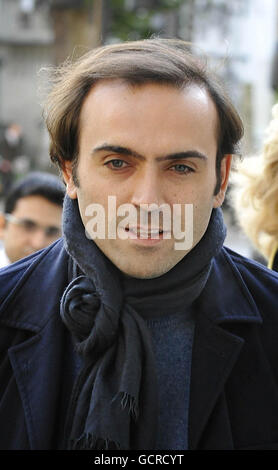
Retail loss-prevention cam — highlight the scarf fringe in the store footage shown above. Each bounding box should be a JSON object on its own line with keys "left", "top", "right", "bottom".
{"left": 120, "top": 391, "right": 139, "bottom": 421}
{"left": 70, "top": 432, "right": 121, "bottom": 450}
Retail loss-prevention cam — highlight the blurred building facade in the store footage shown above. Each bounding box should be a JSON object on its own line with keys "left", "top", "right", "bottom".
{"left": 0, "top": 0, "right": 54, "bottom": 178}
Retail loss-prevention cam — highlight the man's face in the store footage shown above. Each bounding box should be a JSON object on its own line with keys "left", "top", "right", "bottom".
{"left": 0, "top": 195, "right": 62, "bottom": 263}
{"left": 63, "top": 81, "right": 231, "bottom": 279}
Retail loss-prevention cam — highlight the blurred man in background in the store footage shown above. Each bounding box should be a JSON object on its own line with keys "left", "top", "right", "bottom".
{"left": 0, "top": 171, "right": 65, "bottom": 267}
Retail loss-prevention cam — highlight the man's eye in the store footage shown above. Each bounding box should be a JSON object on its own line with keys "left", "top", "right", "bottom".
{"left": 45, "top": 227, "right": 61, "bottom": 237}
{"left": 170, "top": 164, "right": 194, "bottom": 174}
{"left": 22, "top": 220, "right": 37, "bottom": 231}
{"left": 105, "top": 159, "right": 128, "bottom": 169}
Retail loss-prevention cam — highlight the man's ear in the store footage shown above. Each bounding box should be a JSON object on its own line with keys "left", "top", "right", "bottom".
{"left": 213, "top": 154, "right": 232, "bottom": 208}
{"left": 0, "top": 213, "right": 6, "bottom": 239}
{"left": 62, "top": 161, "right": 78, "bottom": 199}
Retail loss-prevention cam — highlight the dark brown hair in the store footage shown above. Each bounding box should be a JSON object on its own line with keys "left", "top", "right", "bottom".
{"left": 43, "top": 38, "right": 243, "bottom": 193}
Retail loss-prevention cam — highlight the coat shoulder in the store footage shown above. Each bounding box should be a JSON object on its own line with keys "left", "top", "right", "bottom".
{"left": 0, "top": 250, "right": 44, "bottom": 305}
{"left": 223, "top": 246, "right": 278, "bottom": 314}
{"left": 0, "top": 239, "right": 67, "bottom": 315}
{"left": 224, "top": 245, "right": 278, "bottom": 282}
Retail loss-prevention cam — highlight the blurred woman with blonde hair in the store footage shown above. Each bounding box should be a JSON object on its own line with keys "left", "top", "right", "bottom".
{"left": 231, "top": 103, "right": 278, "bottom": 271}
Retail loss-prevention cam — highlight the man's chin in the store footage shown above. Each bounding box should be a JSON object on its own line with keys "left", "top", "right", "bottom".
{"left": 117, "top": 260, "right": 182, "bottom": 280}
{"left": 93, "top": 239, "right": 189, "bottom": 279}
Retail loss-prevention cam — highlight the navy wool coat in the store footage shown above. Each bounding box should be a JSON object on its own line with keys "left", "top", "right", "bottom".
{"left": 0, "top": 238, "right": 278, "bottom": 450}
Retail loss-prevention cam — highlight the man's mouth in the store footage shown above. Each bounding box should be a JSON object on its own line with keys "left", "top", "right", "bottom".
{"left": 125, "top": 226, "right": 165, "bottom": 239}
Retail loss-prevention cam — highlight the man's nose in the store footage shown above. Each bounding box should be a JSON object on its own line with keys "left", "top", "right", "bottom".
{"left": 130, "top": 168, "right": 163, "bottom": 208}
{"left": 29, "top": 229, "right": 49, "bottom": 251}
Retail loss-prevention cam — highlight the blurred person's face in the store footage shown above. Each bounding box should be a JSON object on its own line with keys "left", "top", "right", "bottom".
{"left": 63, "top": 81, "right": 231, "bottom": 279}
{"left": 0, "top": 195, "right": 62, "bottom": 263}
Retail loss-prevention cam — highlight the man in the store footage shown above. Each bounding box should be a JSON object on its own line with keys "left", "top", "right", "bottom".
{"left": 0, "top": 171, "right": 64, "bottom": 267}
{"left": 0, "top": 39, "right": 277, "bottom": 451}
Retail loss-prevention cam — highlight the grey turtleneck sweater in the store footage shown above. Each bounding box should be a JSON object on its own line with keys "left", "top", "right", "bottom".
{"left": 146, "top": 310, "right": 195, "bottom": 450}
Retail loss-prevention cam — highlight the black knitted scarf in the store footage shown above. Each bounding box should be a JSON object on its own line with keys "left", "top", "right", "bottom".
{"left": 60, "top": 196, "right": 226, "bottom": 450}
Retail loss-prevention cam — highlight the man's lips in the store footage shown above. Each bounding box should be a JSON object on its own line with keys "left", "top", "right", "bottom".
{"left": 124, "top": 226, "right": 169, "bottom": 238}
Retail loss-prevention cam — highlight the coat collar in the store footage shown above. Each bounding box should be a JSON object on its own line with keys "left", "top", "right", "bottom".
{"left": 197, "top": 247, "right": 263, "bottom": 325}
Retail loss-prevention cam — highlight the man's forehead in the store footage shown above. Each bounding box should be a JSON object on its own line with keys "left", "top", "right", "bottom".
{"left": 79, "top": 79, "right": 219, "bottom": 156}
{"left": 12, "top": 195, "right": 61, "bottom": 216}
{"left": 80, "top": 79, "right": 218, "bottom": 130}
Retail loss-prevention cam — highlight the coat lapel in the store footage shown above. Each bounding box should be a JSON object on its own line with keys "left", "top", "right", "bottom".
{"left": 188, "top": 313, "right": 244, "bottom": 449}
{"left": 8, "top": 316, "right": 66, "bottom": 449}
{"left": 188, "top": 250, "right": 263, "bottom": 449}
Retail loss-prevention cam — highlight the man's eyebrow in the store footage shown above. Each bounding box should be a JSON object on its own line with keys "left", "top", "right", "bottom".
{"left": 156, "top": 150, "right": 208, "bottom": 162}
{"left": 91, "top": 144, "right": 208, "bottom": 162}
{"left": 91, "top": 144, "right": 144, "bottom": 160}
